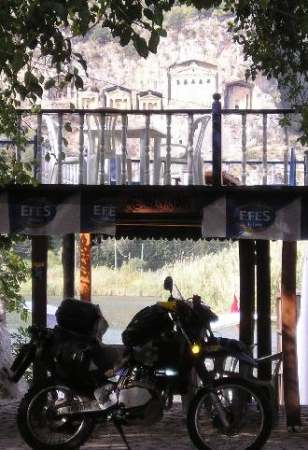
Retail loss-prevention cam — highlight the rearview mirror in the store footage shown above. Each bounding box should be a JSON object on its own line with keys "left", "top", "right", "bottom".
{"left": 164, "top": 276, "right": 173, "bottom": 293}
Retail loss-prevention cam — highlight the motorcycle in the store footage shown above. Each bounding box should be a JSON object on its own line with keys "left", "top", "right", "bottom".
{"left": 8, "top": 277, "right": 273, "bottom": 450}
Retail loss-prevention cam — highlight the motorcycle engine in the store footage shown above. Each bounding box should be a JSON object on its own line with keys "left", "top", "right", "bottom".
{"left": 132, "top": 341, "right": 159, "bottom": 366}
{"left": 119, "top": 381, "right": 163, "bottom": 425}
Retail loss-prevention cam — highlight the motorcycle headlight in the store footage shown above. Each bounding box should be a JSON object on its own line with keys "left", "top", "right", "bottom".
{"left": 191, "top": 343, "right": 201, "bottom": 355}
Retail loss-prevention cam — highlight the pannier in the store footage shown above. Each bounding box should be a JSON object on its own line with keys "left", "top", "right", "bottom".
{"left": 122, "top": 304, "right": 173, "bottom": 347}
{"left": 53, "top": 299, "right": 115, "bottom": 387}
{"left": 55, "top": 298, "right": 108, "bottom": 338}
{"left": 52, "top": 326, "right": 119, "bottom": 389}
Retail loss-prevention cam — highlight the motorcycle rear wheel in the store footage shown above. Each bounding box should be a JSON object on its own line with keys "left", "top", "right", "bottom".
{"left": 17, "top": 384, "right": 95, "bottom": 450}
{"left": 187, "top": 378, "right": 272, "bottom": 450}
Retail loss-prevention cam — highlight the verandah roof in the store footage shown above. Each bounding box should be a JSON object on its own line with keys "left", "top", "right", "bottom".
{"left": 0, "top": 184, "right": 306, "bottom": 240}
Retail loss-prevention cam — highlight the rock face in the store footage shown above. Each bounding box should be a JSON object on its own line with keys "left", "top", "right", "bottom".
{"left": 0, "top": 300, "right": 27, "bottom": 399}
{"left": 92, "top": 14, "right": 276, "bottom": 105}
{"left": 35, "top": 10, "right": 302, "bottom": 185}
{"left": 43, "top": 11, "right": 281, "bottom": 111}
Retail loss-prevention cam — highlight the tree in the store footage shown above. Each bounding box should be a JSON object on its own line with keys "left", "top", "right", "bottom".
{"left": 0, "top": 151, "right": 33, "bottom": 313}
{"left": 225, "top": 0, "right": 308, "bottom": 141}
{"left": 0, "top": 151, "right": 31, "bottom": 397}
{"left": 1, "top": 0, "right": 308, "bottom": 395}
{"left": 1, "top": 1, "right": 307, "bottom": 141}
{"left": 0, "top": 0, "right": 306, "bottom": 315}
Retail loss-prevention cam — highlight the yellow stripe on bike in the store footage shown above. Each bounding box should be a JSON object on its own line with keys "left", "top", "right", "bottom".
{"left": 157, "top": 301, "right": 177, "bottom": 311}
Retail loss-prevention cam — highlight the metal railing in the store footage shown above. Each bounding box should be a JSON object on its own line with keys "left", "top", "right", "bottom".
{"left": 5, "top": 95, "right": 305, "bottom": 186}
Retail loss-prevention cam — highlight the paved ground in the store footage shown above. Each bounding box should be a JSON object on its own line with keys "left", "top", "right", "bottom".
{"left": 0, "top": 400, "right": 308, "bottom": 450}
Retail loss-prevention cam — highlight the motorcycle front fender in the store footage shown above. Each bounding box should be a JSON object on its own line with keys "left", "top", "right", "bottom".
{"left": 236, "top": 351, "right": 257, "bottom": 367}
{"left": 202, "top": 346, "right": 257, "bottom": 368}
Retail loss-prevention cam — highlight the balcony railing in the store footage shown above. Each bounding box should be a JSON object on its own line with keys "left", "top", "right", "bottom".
{"left": 4, "top": 95, "right": 306, "bottom": 186}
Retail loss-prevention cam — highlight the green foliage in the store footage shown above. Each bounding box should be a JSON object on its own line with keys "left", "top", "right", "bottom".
{"left": 23, "top": 242, "right": 241, "bottom": 312}
{"left": 1, "top": 0, "right": 307, "bottom": 142}
{"left": 0, "top": 236, "right": 29, "bottom": 318}
{"left": 0, "top": 0, "right": 200, "bottom": 140}
{"left": 92, "top": 239, "right": 116, "bottom": 268}
{"left": 10, "top": 327, "right": 32, "bottom": 384}
{"left": 0, "top": 152, "right": 33, "bottom": 186}
{"left": 166, "top": 6, "right": 191, "bottom": 30}
{"left": 124, "top": 257, "right": 147, "bottom": 272}
{"left": 0, "top": 145, "right": 32, "bottom": 320}
{"left": 224, "top": 0, "right": 308, "bottom": 138}
{"left": 91, "top": 238, "right": 230, "bottom": 271}
{"left": 1, "top": 0, "right": 308, "bottom": 317}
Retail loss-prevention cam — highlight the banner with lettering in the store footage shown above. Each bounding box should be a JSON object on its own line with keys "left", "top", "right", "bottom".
{"left": 226, "top": 196, "right": 301, "bottom": 240}
{"left": 0, "top": 185, "right": 306, "bottom": 239}
{"left": 81, "top": 191, "right": 116, "bottom": 234}
{"left": 8, "top": 190, "right": 81, "bottom": 235}
{"left": 202, "top": 193, "right": 301, "bottom": 240}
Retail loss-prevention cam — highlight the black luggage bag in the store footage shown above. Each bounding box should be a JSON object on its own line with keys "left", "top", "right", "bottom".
{"left": 55, "top": 298, "right": 108, "bottom": 338}
{"left": 122, "top": 304, "right": 173, "bottom": 347}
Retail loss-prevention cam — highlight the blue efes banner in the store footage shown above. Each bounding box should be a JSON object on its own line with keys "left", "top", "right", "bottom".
{"left": 226, "top": 196, "right": 301, "bottom": 240}
{"left": 81, "top": 191, "right": 116, "bottom": 234}
{"left": 8, "top": 191, "right": 80, "bottom": 235}
{"left": 202, "top": 194, "right": 301, "bottom": 240}
{"left": 5, "top": 190, "right": 117, "bottom": 235}
{"left": 0, "top": 185, "right": 306, "bottom": 239}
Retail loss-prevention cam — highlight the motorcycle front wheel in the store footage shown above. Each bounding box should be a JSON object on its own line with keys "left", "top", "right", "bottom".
{"left": 187, "top": 378, "right": 272, "bottom": 450}
{"left": 17, "top": 384, "right": 95, "bottom": 450}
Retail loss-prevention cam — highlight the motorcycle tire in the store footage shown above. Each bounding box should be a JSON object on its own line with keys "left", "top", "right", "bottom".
{"left": 17, "top": 383, "right": 95, "bottom": 450}
{"left": 187, "top": 377, "right": 272, "bottom": 450}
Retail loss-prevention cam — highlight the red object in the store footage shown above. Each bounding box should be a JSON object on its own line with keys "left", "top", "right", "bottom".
{"left": 231, "top": 294, "right": 239, "bottom": 313}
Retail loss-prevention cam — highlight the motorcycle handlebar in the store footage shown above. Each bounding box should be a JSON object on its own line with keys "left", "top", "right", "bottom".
{"left": 28, "top": 325, "right": 53, "bottom": 339}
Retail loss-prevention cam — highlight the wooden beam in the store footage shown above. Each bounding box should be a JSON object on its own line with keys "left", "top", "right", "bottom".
{"left": 62, "top": 234, "right": 75, "bottom": 298}
{"left": 32, "top": 236, "right": 48, "bottom": 327}
{"left": 239, "top": 240, "right": 255, "bottom": 350}
{"left": 80, "top": 233, "right": 91, "bottom": 302}
{"left": 256, "top": 240, "right": 272, "bottom": 380}
{"left": 31, "top": 235, "right": 48, "bottom": 383}
{"left": 281, "top": 241, "right": 301, "bottom": 428}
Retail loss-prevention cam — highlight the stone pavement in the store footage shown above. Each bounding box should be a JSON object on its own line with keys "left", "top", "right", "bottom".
{"left": 0, "top": 400, "right": 308, "bottom": 450}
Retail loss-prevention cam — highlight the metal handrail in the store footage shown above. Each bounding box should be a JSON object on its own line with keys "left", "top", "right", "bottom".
{"left": 9, "top": 100, "right": 304, "bottom": 186}
{"left": 15, "top": 107, "right": 297, "bottom": 115}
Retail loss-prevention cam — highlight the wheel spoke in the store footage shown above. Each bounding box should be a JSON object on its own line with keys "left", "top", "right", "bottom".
{"left": 26, "top": 386, "right": 85, "bottom": 446}
{"left": 188, "top": 380, "right": 271, "bottom": 450}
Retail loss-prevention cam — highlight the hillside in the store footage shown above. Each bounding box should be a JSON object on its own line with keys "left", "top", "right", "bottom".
{"left": 37, "top": 7, "right": 305, "bottom": 185}
{"left": 72, "top": 8, "right": 280, "bottom": 109}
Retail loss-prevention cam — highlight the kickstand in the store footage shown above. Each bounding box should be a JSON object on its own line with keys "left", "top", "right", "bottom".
{"left": 113, "top": 419, "right": 132, "bottom": 450}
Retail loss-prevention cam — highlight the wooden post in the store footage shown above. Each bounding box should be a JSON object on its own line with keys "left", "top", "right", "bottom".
{"left": 276, "top": 294, "right": 284, "bottom": 404}
{"left": 212, "top": 93, "right": 222, "bottom": 186}
{"left": 281, "top": 241, "right": 301, "bottom": 427}
{"left": 256, "top": 240, "right": 272, "bottom": 380}
{"left": 304, "top": 150, "right": 308, "bottom": 186}
{"left": 283, "top": 122, "right": 289, "bottom": 185}
{"left": 31, "top": 235, "right": 48, "bottom": 383}
{"left": 239, "top": 240, "right": 255, "bottom": 351}
{"left": 62, "top": 234, "right": 75, "bottom": 298}
{"left": 80, "top": 233, "right": 91, "bottom": 302}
